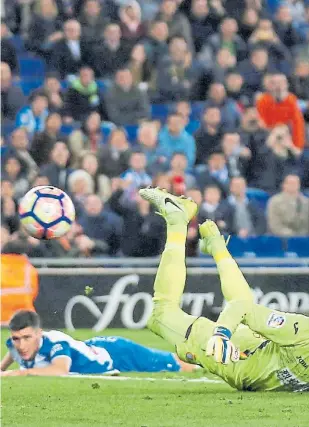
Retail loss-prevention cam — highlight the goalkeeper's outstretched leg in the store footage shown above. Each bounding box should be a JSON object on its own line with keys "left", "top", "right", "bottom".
{"left": 199, "top": 220, "right": 309, "bottom": 347}
{"left": 139, "top": 187, "right": 214, "bottom": 348}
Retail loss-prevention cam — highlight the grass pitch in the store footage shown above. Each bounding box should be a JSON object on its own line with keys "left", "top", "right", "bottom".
{"left": 2, "top": 329, "right": 309, "bottom": 427}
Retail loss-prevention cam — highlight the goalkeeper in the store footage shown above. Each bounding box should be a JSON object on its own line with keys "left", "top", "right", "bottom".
{"left": 139, "top": 187, "right": 309, "bottom": 391}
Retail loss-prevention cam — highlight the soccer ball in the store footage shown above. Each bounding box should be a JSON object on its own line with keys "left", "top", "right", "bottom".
{"left": 19, "top": 186, "right": 75, "bottom": 239}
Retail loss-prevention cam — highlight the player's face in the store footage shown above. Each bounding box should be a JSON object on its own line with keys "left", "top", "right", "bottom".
{"left": 11, "top": 327, "right": 42, "bottom": 361}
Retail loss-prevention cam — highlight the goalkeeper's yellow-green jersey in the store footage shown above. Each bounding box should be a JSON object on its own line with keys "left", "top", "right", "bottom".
{"left": 177, "top": 320, "right": 309, "bottom": 392}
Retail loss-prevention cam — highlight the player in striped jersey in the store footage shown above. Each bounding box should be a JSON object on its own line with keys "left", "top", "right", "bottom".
{"left": 1, "top": 310, "right": 194, "bottom": 376}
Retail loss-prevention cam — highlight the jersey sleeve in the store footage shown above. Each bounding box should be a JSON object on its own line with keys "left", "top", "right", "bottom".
{"left": 6, "top": 338, "right": 13, "bottom": 351}
{"left": 49, "top": 341, "right": 72, "bottom": 364}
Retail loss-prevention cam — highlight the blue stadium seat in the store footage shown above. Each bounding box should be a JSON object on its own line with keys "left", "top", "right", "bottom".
{"left": 18, "top": 55, "right": 45, "bottom": 80}
{"left": 151, "top": 104, "right": 169, "bottom": 121}
{"left": 287, "top": 237, "right": 309, "bottom": 257}
{"left": 223, "top": 236, "right": 252, "bottom": 257}
{"left": 246, "top": 188, "right": 270, "bottom": 210}
{"left": 191, "top": 102, "right": 206, "bottom": 120}
{"left": 249, "top": 236, "right": 284, "bottom": 257}
{"left": 186, "top": 120, "right": 199, "bottom": 135}
{"left": 11, "top": 35, "right": 26, "bottom": 54}
{"left": 19, "top": 80, "right": 43, "bottom": 96}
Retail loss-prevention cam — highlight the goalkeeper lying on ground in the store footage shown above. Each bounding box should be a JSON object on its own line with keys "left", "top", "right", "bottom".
{"left": 0, "top": 310, "right": 194, "bottom": 376}
{"left": 139, "top": 187, "right": 309, "bottom": 392}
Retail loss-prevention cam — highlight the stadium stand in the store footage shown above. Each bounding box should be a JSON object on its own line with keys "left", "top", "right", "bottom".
{"left": 1, "top": 0, "right": 309, "bottom": 258}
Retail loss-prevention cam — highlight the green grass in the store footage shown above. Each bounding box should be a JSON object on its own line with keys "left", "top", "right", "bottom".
{"left": 2, "top": 329, "right": 309, "bottom": 427}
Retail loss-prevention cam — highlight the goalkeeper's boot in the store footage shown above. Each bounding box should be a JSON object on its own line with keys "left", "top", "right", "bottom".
{"left": 139, "top": 187, "right": 197, "bottom": 225}
{"left": 199, "top": 219, "right": 228, "bottom": 257}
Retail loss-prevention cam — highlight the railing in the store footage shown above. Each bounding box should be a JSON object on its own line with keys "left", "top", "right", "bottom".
{"left": 30, "top": 257, "right": 309, "bottom": 268}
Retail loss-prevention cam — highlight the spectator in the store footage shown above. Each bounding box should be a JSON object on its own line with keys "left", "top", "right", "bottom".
{"left": 74, "top": 0, "right": 118, "bottom": 21}
{"left": 27, "top": 0, "right": 63, "bottom": 59}
{"left": 1, "top": 180, "right": 19, "bottom": 233}
{"left": 204, "top": 83, "right": 241, "bottom": 129}
{"left": 221, "top": 131, "right": 251, "bottom": 179}
{"left": 221, "top": 176, "right": 266, "bottom": 237}
{"left": 169, "top": 152, "right": 196, "bottom": 192}
{"left": 69, "top": 112, "right": 104, "bottom": 167}
{"left": 197, "top": 185, "right": 226, "bottom": 227}
{"left": 78, "top": 194, "right": 121, "bottom": 255}
{"left": 156, "top": 0, "right": 194, "bottom": 52}
{"left": 143, "top": 20, "right": 169, "bottom": 66}
{"left": 155, "top": 36, "right": 205, "bottom": 101}
{"left": 294, "top": 4, "right": 309, "bottom": 42}
{"left": 248, "top": 18, "right": 291, "bottom": 69}
{"left": 267, "top": 174, "right": 309, "bottom": 236}
{"left": 1, "top": 225, "right": 11, "bottom": 252}
{"left": 32, "top": 72, "right": 64, "bottom": 113}
{"left": 195, "top": 107, "right": 222, "bottom": 165}
{"left": 89, "top": 23, "right": 131, "bottom": 78}
{"left": 79, "top": 151, "right": 111, "bottom": 201}
{"left": 196, "top": 150, "right": 230, "bottom": 196}
{"left": 6, "top": 128, "right": 38, "bottom": 182}
{"left": 30, "top": 112, "right": 63, "bottom": 167}
{"left": 138, "top": 121, "right": 167, "bottom": 176}
{"left": 225, "top": 72, "right": 248, "bottom": 105}
{"left": 239, "top": 8, "right": 260, "bottom": 42}
{"left": 105, "top": 68, "right": 150, "bottom": 125}
{"left": 256, "top": 73, "right": 306, "bottom": 150}
{"left": 109, "top": 185, "right": 165, "bottom": 256}
{"left": 63, "top": 66, "right": 108, "bottom": 122}
{"left": 188, "top": 0, "right": 222, "bottom": 53}
{"left": 32, "top": 174, "right": 50, "bottom": 187}
{"left": 158, "top": 113, "right": 196, "bottom": 169}
{"left": 1, "top": 62, "right": 26, "bottom": 123}
{"left": 274, "top": 4, "right": 303, "bottom": 49}
{"left": 15, "top": 92, "right": 49, "bottom": 136}
{"left": 67, "top": 168, "right": 95, "bottom": 217}
{"left": 249, "top": 125, "right": 301, "bottom": 193}
{"left": 237, "top": 46, "right": 277, "bottom": 96}
{"left": 40, "top": 141, "right": 71, "bottom": 189}
{"left": 291, "top": 59, "right": 309, "bottom": 103}
{"left": 2, "top": 156, "right": 29, "bottom": 200}
{"left": 212, "top": 47, "right": 237, "bottom": 83}
{"left": 121, "top": 151, "right": 152, "bottom": 191}
{"left": 128, "top": 43, "right": 153, "bottom": 89}
{"left": 79, "top": 0, "right": 109, "bottom": 44}
{"left": 199, "top": 17, "right": 247, "bottom": 66}
{"left": 238, "top": 105, "right": 268, "bottom": 155}
{"left": 0, "top": 19, "right": 19, "bottom": 75}
{"left": 51, "top": 19, "right": 89, "bottom": 78}
{"left": 98, "top": 128, "right": 131, "bottom": 178}
{"left": 153, "top": 173, "right": 172, "bottom": 192}
{"left": 118, "top": 1, "right": 147, "bottom": 45}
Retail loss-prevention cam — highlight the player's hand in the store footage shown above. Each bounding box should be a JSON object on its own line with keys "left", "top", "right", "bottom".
{"left": 1, "top": 370, "right": 23, "bottom": 376}
{"left": 206, "top": 326, "right": 240, "bottom": 364}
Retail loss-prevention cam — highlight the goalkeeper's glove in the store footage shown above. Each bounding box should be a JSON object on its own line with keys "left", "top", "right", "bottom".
{"left": 206, "top": 326, "right": 240, "bottom": 364}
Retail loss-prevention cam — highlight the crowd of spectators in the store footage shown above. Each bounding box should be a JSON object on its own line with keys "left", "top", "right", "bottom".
{"left": 1, "top": 0, "right": 309, "bottom": 258}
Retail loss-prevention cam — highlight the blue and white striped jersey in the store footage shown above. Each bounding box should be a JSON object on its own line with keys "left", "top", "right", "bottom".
{"left": 6, "top": 330, "right": 116, "bottom": 374}
{"left": 6, "top": 331, "right": 181, "bottom": 374}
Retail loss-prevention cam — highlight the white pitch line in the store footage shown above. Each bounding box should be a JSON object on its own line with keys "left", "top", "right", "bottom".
{"left": 67, "top": 375, "right": 223, "bottom": 384}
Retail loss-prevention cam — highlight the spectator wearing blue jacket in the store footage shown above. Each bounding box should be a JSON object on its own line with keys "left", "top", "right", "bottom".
{"left": 78, "top": 194, "right": 121, "bottom": 255}
{"left": 158, "top": 113, "right": 196, "bottom": 169}
{"left": 137, "top": 121, "right": 168, "bottom": 176}
{"left": 16, "top": 92, "right": 49, "bottom": 137}
{"left": 204, "top": 83, "right": 241, "bottom": 130}
{"left": 121, "top": 150, "right": 152, "bottom": 191}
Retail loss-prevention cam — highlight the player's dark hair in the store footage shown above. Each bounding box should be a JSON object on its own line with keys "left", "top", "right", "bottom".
{"left": 9, "top": 310, "right": 41, "bottom": 331}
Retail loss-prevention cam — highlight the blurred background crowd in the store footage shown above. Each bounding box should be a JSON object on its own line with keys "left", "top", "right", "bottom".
{"left": 1, "top": 0, "right": 309, "bottom": 258}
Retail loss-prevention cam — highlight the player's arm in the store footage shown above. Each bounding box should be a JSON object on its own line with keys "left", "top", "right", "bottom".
{"left": 1, "top": 356, "right": 71, "bottom": 377}
{"left": 1, "top": 352, "right": 14, "bottom": 371}
{"left": 206, "top": 300, "right": 250, "bottom": 364}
